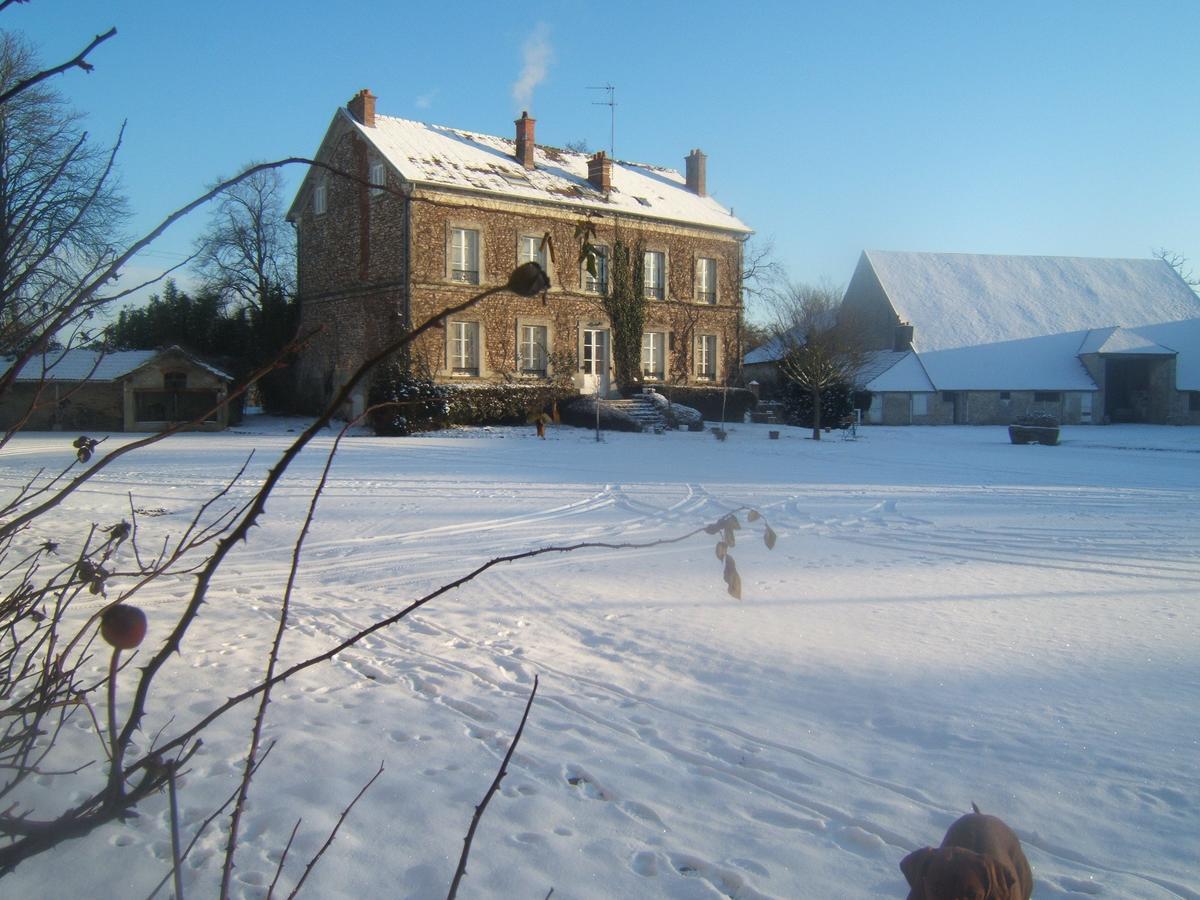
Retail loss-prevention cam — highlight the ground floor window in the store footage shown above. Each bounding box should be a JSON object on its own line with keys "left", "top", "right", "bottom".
{"left": 641, "top": 331, "right": 666, "bottom": 379}
{"left": 518, "top": 324, "right": 548, "bottom": 376}
{"left": 695, "top": 334, "right": 717, "bottom": 380}
{"left": 1190, "top": 392, "right": 1200, "bottom": 412}
{"left": 1034, "top": 391, "right": 1061, "bottom": 403}
{"left": 449, "top": 321, "right": 480, "bottom": 375}
{"left": 581, "top": 329, "right": 608, "bottom": 376}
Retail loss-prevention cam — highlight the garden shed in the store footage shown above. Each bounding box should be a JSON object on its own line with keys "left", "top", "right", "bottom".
{"left": 1, "top": 346, "right": 233, "bottom": 432}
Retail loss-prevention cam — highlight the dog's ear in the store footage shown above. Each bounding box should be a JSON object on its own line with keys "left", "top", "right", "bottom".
{"left": 900, "top": 847, "right": 934, "bottom": 889}
{"left": 983, "top": 856, "right": 1020, "bottom": 900}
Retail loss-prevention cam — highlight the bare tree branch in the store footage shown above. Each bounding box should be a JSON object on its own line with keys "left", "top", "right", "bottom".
{"left": 285, "top": 762, "right": 384, "bottom": 900}
{"left": 0, "top": 28, "right": 116, "bottom": 106}
{"left": 447, "top": 677, "right": 539, "bottom": 900}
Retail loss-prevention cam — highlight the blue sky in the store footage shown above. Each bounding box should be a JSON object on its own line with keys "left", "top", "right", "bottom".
{"left": 10, "top": 1, "right": 1199, "bottom": 309}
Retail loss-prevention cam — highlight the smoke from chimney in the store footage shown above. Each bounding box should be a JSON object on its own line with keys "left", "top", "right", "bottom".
{"left": 511, "top": 23, "right": 553, "bottom": 111}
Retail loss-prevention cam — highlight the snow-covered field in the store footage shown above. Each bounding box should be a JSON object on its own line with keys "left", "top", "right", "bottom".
{"left": 3, "top": 419, "right": 1198, "bottom": 899}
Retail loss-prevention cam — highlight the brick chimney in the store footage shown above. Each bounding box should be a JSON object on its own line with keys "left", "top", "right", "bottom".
{"left": 514, "top": 111, "right": 536, "bottom": 170}
{"left": 348, "top": 89, "right": 376, "bottom": 127}
{"left": 587, "top": 151, "right": 612, "bottom": 193}
{"left": 894, "top": 323, "right": 914, "bottom": 352}
{"left": 685, "top": 148, "right": 706, "bottom": 196}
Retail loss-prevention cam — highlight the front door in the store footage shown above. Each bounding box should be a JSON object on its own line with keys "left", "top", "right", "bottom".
{"left": 581, "top": 328, "right": 610, "bottom": 396}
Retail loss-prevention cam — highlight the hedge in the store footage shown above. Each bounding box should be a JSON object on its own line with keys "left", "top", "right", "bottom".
{"left": 444, "top": 384, "right": 576, "bottom": 426}
{"left": 650, "top": 385, "right": 757, "bottom": 421}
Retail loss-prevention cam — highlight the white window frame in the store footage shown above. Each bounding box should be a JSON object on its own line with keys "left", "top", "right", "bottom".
{"left": 696, "top": 257, "right": 717, "bottom": 304}
{"left": 695, "top": 333, "right": 717, "bottom": 380}
{"left": 641, "top": 330, "right": 666, "bottom": 380}
{"left": 449, "top": 227, "right": 481, "bottom": 285}
{"left": 580, "top": 328, "right": 609, "bottom": 376}
{"left": 518, "top": 323, "right": 549, "bottom": 376}
{"left": 369, "top": 160, "right": 386, "bottom": 198}
{"left": 518, "top": 234, "right": 549, "bottom": 273}
{"left": 644, "top": 250, "right": 665, "bottom": 300}
{"left": 582, "top": 245, "right": 609, "bottom": 294}
{"left": 449, "top": 320, "right": 480, "bottom": 375}
{"left": 312, "top": 179, "right": 327, "bottom": 215}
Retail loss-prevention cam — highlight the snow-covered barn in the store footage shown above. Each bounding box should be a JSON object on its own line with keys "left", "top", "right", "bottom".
{"left": 840, "top": 251, "right": 1200, "bottom": 425}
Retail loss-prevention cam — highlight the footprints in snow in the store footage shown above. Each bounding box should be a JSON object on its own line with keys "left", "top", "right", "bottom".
{"left": 630, "top": 851, "right": 775, "bottom": 900}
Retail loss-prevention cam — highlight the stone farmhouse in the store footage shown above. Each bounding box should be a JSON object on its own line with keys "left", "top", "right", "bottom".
{"left": 746, "top": 250, "right": 1200, "bottom": 426}
{"left": 0, "top": 347, "right": 232, "bottom": 432}
{"left": 287, "top": 90, "right": 752, "bottom": 417}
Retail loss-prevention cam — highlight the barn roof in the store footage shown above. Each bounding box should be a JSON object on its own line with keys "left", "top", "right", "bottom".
{"left": 862, "top": 251, "right": 1200, "bottom": 352}
{"left": 918, "top": 330, "right": 1099, "bottom": 391}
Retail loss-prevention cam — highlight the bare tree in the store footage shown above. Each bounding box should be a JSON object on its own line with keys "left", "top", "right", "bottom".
{"left": 1154, "top": 247, "right": 1199, "bottom": 292}
{"left": 769, "top": 281, "right": 867, "bottom": 440}
{"left": 0, "top": 31, "right": 127, "bottom": 354}
{"left": 740, "top": 236, "right": 781, "bottom": 310}
{"left": 193, "top": 165, "right": 295, "bottom": 310}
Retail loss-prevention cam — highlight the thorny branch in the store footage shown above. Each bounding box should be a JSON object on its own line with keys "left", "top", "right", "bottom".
{"left": 448, "top": 676, "right": 539, "bottom": 900}
{"left": 219, "top": 406, "right": 378, "bottom": 897}
{"left": 284, "top": 763, "right": 384, "bottom": 900}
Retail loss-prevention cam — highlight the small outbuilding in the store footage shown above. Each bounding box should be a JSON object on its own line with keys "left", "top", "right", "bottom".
{"left": 1, "top": 346, "right": 233, "bottom": 432}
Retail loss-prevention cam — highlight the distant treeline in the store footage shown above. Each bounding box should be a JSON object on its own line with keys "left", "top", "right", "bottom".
{"left": 107, "top": 279, "right": 299, "bottom": 412}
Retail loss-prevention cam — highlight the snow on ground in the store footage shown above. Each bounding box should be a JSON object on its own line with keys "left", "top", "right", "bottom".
{"left": 3, "top": 419, "right": 1198, "bottom": 899}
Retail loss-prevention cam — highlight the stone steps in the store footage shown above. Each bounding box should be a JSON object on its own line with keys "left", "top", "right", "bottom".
{"left": 600, "top": 395, "right": 667, "bottom": 432}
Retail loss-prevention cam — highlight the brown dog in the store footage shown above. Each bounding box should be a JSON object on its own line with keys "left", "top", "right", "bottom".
{"left": 900, "top": 804, "right": 1033, "bottom": 899}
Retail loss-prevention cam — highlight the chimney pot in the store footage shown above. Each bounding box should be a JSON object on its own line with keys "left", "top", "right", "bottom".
{"left": 515, "top": 111, "right": 536, "bottom": 170}
{"left": 587, "top": 151, "right": 612, "bottom": 193}
{"left": 348, "top": 89, "right": 377, "bottom": 127}
{"left": 685, "top": 148, "right": 707, "bottom": 196}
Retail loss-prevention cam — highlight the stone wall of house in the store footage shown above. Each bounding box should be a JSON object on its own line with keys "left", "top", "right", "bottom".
{"left": 293, "top": 130, "right": 745, "bottom": 413}
{"left": 292, "top": 122, "right": 409, "bottom": 412}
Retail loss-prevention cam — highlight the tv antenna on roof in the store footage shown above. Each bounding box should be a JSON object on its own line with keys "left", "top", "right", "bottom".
{"left": 588, "top": 83, "right": 616, "bottom": 157}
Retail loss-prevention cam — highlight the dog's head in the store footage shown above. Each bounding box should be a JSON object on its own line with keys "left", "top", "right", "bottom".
{"left": 900, "top": 846, "right": 1021, "bottom": 900}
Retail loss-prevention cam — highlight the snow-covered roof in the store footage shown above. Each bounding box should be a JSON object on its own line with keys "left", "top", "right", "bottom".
{"left": 1126, "top": 317, "right": 1200, "bottom": 390}
{"left": 743, "top": 326, "right": 803, "bottom": 366}
{"left": 339, "top": 111, "right": 751, "bottom": 235}
{"left": 5, "top": 347, "right": 231, "bottom": 383}
{"left": 864, "top": 251, "right": 1200, "bottom": 352}
{"left": 919, "top": 330, "right": 1099, "bottom": 391}
{"left": 1077, "top": 326, "right": 1175, "bottom": 356}
{"left": 862, "top": 351, "right": 934, "bottom": 392}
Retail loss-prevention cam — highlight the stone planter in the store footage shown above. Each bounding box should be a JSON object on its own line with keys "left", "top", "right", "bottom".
{"left": 1009, "top": 414, "right": 1060, "bottom": 446}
